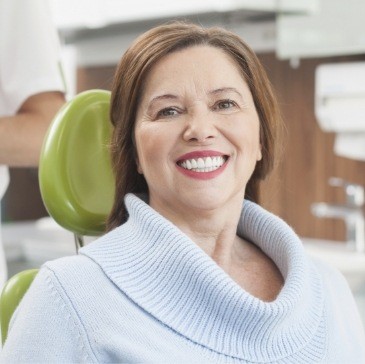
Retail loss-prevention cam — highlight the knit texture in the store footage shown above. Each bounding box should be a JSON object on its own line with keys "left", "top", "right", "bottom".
{"left": 82, "top": 194, "right": 326, "bottom": 362}
{"left": 2, "top": 193, "right": 365, "bottom": 363}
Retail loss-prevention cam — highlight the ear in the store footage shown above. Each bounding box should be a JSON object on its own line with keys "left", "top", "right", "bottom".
{"left": 136, "top": 157, "right": 143, "bottom": 174}
{"left": 133, "top": 136, "right": 143, "bottom": 174}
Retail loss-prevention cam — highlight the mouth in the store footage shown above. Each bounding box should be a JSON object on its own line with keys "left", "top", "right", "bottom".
{"left": 177, "top": 155, "right": 229, "bottom": 173}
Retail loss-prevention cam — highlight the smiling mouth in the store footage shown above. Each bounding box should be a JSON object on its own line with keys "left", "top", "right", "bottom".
{"left": 177, "top": 156, "right": 229, "bottom": 173}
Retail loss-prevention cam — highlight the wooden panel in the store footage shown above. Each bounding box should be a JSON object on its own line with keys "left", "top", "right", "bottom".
{"left": 2, "top": 169, "right": 46, "bottom": 221}
{"left": 258, "top": 53, "right": 365, "bottom": 241}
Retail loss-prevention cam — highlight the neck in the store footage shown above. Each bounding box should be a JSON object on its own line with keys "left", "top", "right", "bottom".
{"left": 149, "top": 196, "right": 246, "bottom": 269}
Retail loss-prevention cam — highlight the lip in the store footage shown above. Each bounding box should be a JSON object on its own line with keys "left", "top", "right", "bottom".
{"left": 176, "top": 150, "right": 227, "bottom": 163}
{"left": 175, "top": 150, "right": 229, "bottom": 180}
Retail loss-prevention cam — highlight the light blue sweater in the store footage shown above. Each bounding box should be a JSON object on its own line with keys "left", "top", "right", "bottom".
{"left": 2, "top": 194, "right": 365, "bottom": 363}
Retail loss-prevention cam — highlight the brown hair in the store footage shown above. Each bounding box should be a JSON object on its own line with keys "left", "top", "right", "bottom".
{"left": 107, "top": 21, "right": 282, "bottom": 231}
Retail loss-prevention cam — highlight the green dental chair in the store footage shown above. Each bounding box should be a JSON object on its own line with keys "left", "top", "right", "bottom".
{"left": 0, "top": 89, "right": 115, "bottom": 345}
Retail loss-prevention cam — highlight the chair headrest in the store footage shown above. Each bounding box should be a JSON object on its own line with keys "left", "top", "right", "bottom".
{"left": 39, "top": 90, "right": 115, "bottom": 236}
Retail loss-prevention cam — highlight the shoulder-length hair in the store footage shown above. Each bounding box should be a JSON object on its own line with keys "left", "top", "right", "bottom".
{"left": 106, "top": 21, "right": 282, "bottom": 231}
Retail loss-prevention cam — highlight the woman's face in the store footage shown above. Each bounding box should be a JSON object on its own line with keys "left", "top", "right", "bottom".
{"left": 134, "top": 45, "right": 262, "bottom": 217}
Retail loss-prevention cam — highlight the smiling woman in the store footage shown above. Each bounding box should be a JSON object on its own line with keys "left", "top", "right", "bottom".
{"left": 2, "top": 21, "right": 365, "bottom": 363}
{"left": 108, "top": 22, "right": 281, "bottom": 229}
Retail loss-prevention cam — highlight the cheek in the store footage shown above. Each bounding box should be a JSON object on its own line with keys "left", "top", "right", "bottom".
{"left": 229, "top": 122, "right": 261, "bottom": 153}
{"left": 247, "top": 141, "right": 261, "bottom": 162}
{"left": 253, "top": 137, "right": 262, "bottom": 162}
{"left": 256, "top": 145, "right": 262, "bottom": 161}
{"left": 246, "top": 122, "right": 261, "bottom": 159}
{"left": 134, "top": 127, "right": 165, "bottom": 175}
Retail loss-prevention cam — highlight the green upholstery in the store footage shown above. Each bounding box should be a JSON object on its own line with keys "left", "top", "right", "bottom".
{"left": 39, "top": 89, "right": 115, "bottom": 236}
{"left": 0, "top": 269, "right": 38, "bottom": 345}
{"left": 1, "top": 89, "right": 115, "bottom": 345}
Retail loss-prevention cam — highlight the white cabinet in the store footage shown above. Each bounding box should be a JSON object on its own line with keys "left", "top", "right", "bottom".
{"left": 51, "top": 0, "right": 315, "bottom": 33}
{"left": 277, "top": 0, "right": 365, "bottom": 59}
{"left": 50, "top": 0, "right": 318, "bottom": 67}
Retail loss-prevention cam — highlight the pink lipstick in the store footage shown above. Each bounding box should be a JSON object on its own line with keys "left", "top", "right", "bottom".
{"left": 176, "top": 150, "right": 229, "bottom": 180}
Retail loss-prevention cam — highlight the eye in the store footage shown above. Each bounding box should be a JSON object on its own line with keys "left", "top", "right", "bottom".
{"left": 156, "top": 107, "right": 179, "bottom": 119}
{"left": 214, "top": 99, "right": 238, "bottom": 111}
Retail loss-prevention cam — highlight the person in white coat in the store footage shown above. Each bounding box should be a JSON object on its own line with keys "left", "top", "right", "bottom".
{"left": 0, "top": 0, "right": 65, "bottom": 288}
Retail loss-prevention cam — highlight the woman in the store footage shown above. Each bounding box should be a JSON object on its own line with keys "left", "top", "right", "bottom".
{"left": 2, "top": 21, "right": 365, "bottom": 363}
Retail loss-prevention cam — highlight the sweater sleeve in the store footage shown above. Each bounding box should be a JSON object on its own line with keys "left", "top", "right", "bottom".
{"left": 0, "top": 267, "right": 97, "bottom": 363}
{"left": 312, "top": 258, "right": 365, "bottom": 362}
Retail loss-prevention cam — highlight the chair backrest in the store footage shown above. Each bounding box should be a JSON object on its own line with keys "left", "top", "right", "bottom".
{"left": 1, "top": 89, "right": 115, "bottom": 345}
{"left": 0, "top": 269, "right": 39, "bottom": 345}
{"left": 39, "top": 89, "right": 115, "bottom": 237}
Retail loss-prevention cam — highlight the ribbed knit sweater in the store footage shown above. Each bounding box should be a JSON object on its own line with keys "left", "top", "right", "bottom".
{"left": 2, "top": 194, "right": 365, "bottom": 363}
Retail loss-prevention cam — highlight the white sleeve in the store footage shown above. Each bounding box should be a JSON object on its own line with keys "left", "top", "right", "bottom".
{"left": 0, "top": 267, "right": 97, "bottom": 363}
{"left": 0, "top": 0, "right": 66, "bottom": 115}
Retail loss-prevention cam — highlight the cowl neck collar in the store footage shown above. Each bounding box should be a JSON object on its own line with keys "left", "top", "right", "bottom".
{"left": 81, "top": 194, "right": 325, "bottom": 362}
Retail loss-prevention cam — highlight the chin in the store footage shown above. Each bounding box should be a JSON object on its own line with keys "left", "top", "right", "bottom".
{"left": 182, "top": 194, "right": 237, "bottom": 213}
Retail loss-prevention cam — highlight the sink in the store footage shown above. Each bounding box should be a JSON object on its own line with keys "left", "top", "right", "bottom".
{"left": 302, "top": 238, "right": 365, "bottom": 274}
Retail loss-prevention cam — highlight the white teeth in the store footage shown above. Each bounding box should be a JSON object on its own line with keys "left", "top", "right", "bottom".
{"left": 205, "top": 157, "right": 213, "bottom": 168}
{"left": 179, "top": 156, "right": 226, "bottom": 172}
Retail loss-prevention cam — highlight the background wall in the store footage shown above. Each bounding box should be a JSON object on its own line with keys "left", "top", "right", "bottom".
{"left": 3, "top": 52, "right": 365, "bottom": 242}
{"left": 259, "top": 53, "right": 365, "bottom": 241}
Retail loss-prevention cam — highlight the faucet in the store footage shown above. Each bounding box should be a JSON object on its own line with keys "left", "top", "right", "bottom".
{"left": 311, "top": 177, "right": 365, "bottom": 253}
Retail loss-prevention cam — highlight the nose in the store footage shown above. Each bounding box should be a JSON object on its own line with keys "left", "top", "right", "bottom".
{"left": 182, "top": 109, "right": 217, "bottom": 143}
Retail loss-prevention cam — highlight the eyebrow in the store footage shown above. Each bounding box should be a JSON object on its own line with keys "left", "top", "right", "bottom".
{"left": 146, "top": 94, "right": 178, "bottom": 113}
{"left": 208, "top": 87, "right": 244, "bottom": 98}
{"left": 149, "top": 94, "right": 178, "bottom": 104}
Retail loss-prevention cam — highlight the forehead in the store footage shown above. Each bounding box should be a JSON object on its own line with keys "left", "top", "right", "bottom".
{"left": 140, "top": 45, "right": 249, "bottom": 99}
